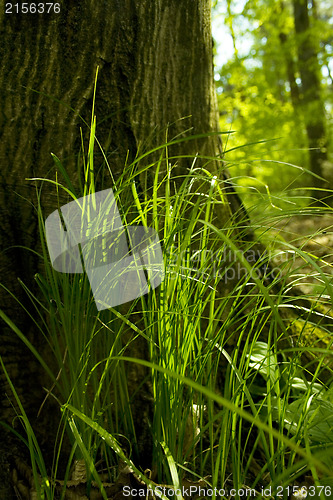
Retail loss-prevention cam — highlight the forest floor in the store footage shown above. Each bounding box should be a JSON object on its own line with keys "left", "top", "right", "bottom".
{"left": 274, "top": 213, "right": 333, "bottom": 297}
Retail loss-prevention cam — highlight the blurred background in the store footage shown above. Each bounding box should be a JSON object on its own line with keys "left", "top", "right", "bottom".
{"left": 212, "top": 0, "right": 333, "bottom": 210}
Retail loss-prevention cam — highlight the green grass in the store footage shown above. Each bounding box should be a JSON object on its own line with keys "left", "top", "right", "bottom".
{"left": 1, "top": 108, "right": 333, "bottom": 499}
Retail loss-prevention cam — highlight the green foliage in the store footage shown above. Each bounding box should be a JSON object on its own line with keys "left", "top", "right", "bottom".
{"left": 1, "top": 113, "right": 333, "bottom": 498}
{"left": 213, "top": 0, "right": 333, "bottom": 202}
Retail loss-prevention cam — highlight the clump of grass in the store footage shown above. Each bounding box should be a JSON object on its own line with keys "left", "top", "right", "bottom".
{"left": 1, "top": 97, "right": 333, "bottom": 500}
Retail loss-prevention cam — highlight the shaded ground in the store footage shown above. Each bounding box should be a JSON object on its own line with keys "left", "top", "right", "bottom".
{"left": 273, "top": 213, "right": 333, "bottom": 297}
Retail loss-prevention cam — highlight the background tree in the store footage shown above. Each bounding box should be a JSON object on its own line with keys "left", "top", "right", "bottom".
{"left": 213, "top": 0, "right": 332, "bottom": 206}
{"left": 293, "top": 0, "right": 330, "bottom": 200}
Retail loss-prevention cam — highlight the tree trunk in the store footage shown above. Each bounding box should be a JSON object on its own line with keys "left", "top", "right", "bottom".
{"left": 0, "top": 1, "right": 246, "bottom": 495}
{"left": 0, "top": 0, "right": 231, "bottom": 320}
{"left": 293, "top": 0, "right": 331, "bottom": 203}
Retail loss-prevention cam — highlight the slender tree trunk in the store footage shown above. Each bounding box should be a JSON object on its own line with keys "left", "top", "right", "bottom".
{"left": 278, "top": 31, "right": 300, "bottom": 111}
{"left": 293, "top": 0, "right": 331, "bottom": 202}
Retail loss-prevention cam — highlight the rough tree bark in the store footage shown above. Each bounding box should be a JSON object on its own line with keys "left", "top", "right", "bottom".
{"left": 0, "top": 1, "right": 248, "bottom": 496}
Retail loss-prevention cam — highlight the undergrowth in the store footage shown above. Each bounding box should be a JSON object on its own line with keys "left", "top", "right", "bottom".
{"left": 1, "top": 92, "right": 333, "bottom": 500}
